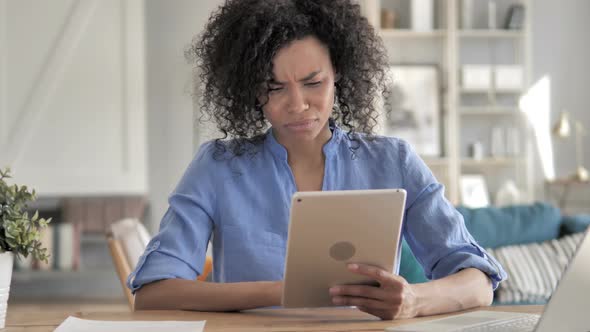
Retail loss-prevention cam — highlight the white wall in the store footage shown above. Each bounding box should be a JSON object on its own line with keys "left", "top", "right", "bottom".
{"left": 531, "top": 0, "right": 590, "bottom": 211}
{"left": 144, "top": 0, "right": 223, "bottom": 232}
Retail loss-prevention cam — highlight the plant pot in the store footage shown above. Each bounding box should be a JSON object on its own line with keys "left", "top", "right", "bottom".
{"left": 0, "top": 252, "right": 13, "bottom": 329}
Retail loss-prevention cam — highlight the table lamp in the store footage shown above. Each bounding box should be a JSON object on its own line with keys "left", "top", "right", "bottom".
{"left": 552, "top": 111, "right": 588, "bottom": 181}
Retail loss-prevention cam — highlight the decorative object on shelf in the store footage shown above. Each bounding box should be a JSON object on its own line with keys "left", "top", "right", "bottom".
{"left": 461, "top": 65, "right": 492, "bottom": 90}
{"left": 381, "top": 8, "right": 396, "bottom": 29}
{"left": 552, "top": 111, "right": 589, "bottom": 181}
{"left": 411, "top": 0, "right": 433, "bottom": 31}
{"left": 461, "top": 0, "right": 474, "bottom": 29}
{"left": 468, "top": 141, "right": 484, "bottom": 160}
{"left": 495, "top": 180, "right": 522, "bottom": 207}
{"left": 490, "top": 126, "right": 506, "bottom": 158}
{"left": 505, "top": 4, "right": 525, "bottom": 30}
{"left": 494, "top": 65, "right": 524, "bottom": 90}
{"left": 0, "top": 167, "right": 51, "bottom": 329}
{"left": 487, "top": 0, "right": 497, "bottom": 29}
{"left": 383, "top": 65, "right": 441, "bottom": 156}
{"left": 460, "top": 174, "right": 490, "bottom": 208}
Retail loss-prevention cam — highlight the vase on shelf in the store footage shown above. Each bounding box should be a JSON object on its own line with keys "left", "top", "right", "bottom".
{"left": 461, "top": 0, "right": 474, "bottom": 29}
{"left": 411, "top": 0, "right": 433, "bottom": 31}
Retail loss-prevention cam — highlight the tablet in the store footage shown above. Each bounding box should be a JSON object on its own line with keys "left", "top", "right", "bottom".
{"left": 281, "top": 189, "right": 407, "bottom": 308}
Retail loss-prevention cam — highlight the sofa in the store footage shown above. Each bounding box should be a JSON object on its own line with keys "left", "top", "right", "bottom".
{"left": 398, "top": 202, "right": 590, "bottom": 305}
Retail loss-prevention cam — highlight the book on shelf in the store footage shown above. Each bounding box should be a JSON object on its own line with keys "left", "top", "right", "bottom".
{"left": 53, "top": 222, "right": 76, "bottom": 270}
{"left": 17, "top": 222, "right": 81, "bottom": 272}
{"left": 37, "top": 224, "right": 54, "bottom": 270}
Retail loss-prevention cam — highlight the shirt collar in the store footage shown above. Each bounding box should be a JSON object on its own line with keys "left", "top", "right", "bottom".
{"left": 265, "top": 119, "right": 343, "bottom": 161}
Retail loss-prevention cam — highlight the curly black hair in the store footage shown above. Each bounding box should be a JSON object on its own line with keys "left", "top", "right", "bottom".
{"left": 187, "top": 0, "right": 389, "bottom": 157}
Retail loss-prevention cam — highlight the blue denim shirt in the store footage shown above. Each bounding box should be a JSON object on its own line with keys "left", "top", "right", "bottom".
{"left": 127, "top": 125, "right": 506, "bottom": 293}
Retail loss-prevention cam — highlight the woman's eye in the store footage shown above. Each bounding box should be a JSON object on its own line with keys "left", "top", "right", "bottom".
{"left": 305, "top": 81, "right": 322, "bottom": 87}
{"left": 268, "top": 86, "right": 283, "bottom": 92}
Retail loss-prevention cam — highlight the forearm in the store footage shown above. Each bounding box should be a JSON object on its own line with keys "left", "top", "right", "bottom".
{"left": 412, "top": 268, "right": 493, "bottom": 317}
{"left": 134, "top": 279, "right": 282, "bottom": 311}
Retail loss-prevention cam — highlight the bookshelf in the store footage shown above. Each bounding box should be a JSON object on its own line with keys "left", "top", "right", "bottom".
{"left": 10, "top": 197, "right": 146, "bottom": 300}
{"left": 11, "top": 269, "right": 122, "bottom": 300}
{"left": 360, "top": 0, "right": 533, "bottom": 205}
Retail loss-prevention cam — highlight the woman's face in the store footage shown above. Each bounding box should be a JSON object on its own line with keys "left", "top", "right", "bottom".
{"left": 261, "top": 36, "right": 336, "bottom": 146}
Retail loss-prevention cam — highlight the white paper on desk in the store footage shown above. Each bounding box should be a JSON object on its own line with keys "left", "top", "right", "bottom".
{"left": 54, "top": 316, "right": 206, "bottom": 332}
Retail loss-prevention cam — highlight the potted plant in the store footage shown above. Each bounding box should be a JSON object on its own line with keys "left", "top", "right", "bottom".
{"left": 0, "top": 167, "right": 51, "bottom": 328}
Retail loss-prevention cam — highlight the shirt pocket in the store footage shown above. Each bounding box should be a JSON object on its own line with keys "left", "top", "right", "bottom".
{"left": 219, "top": 225, "right": 285, "bottom": 282}
{"left": 220, "top": 224, "right": 284, "bottom": 248}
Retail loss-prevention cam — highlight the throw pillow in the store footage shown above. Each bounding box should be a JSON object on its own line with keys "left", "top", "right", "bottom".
{"left": 457, "top": 202, "right": 562, "bottom": 249}
{"left": 561, "top": 214, "right": 590, "bottom": 235}
{"left": 487, "top": 232, "right": 585, "bottom": 304}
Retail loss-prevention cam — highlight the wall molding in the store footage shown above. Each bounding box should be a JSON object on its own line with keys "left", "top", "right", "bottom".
{"left": 122, "top": 0, "right": 147, "bottom": 181}
{"left": 120, "top": 0, "right": 129, "bottom": 172}
{"left": 1, "top": 0, "right": 99, "bottom": 167}
{"left": 3, "top": 0, "right": 147, "bottom": 195}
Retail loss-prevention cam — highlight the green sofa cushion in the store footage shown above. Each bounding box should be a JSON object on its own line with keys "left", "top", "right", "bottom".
{"left": 457, "top": 202, "right": 562, "bottom": 249}
{"left": 399, "top": 239, "right": 428, "bottom": 284}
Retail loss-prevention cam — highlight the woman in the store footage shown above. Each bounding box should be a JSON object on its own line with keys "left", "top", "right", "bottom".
{"left": 128, "top": 0, "right": 506, "bottom": 320}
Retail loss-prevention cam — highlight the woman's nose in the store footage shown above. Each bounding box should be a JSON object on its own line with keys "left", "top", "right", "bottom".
{"left": 287, "top": 87, "right": 308, "bottom": 113}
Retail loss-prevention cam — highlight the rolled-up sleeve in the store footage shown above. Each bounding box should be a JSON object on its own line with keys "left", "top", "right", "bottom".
{"left": 399, "top": 140, "right": 507, "bottom": 290}
{"left": 127, "top": 143, "right": 216, "bottom": 294}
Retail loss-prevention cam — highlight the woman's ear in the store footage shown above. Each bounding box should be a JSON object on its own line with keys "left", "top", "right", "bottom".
{"left": 334, "top": 72, "right": 341, "bottom": 83}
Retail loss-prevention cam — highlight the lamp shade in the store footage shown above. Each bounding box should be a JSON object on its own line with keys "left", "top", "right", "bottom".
{"left": 552, "top": 111, "right": 571, "bottom": 138}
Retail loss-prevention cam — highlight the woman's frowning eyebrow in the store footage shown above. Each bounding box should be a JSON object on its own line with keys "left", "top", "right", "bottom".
{"left": 270, "top": 70, "right": 322, "bottom": 85}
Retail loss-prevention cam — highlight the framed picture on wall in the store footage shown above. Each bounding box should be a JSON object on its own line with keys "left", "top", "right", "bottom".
{"left": 460, "top": 175, "right": 490, "bottom": 208}
{"left": 383, "top": 65, "right": 441, "bottom": 156}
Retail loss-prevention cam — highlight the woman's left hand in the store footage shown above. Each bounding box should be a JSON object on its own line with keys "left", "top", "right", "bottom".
{"left": 329, "top": 263, "right": 420, "bottom": 320}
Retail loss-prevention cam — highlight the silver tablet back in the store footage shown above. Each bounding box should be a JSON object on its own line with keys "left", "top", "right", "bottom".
{"left": 282, "top": 189, "right": 407, "bottom": 308}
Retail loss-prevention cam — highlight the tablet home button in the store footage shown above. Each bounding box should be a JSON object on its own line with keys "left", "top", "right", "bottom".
{"left": 329, "top": 241, "right": 356, "bottom": 261}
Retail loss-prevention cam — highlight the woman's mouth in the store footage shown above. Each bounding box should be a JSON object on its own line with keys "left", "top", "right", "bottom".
{"left": 285, "top": 119, "right": 318, "bottom": 131}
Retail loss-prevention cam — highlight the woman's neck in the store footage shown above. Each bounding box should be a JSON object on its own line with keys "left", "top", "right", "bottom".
{"left": 281, "top": 124, "right": 332, "bottom": 170}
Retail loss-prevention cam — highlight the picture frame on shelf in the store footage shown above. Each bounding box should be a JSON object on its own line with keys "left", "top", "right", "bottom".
{"left": 383, "top": 65, "right": 441, "bottom": 157}
{"left": 460, "top": 175, "right": 490, "bottom": 208}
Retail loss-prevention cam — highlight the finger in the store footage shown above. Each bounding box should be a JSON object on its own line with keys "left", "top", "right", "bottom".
{"left": 330, "top": 285, "right": 392, "bottom": 302}
{"left": 332, "top": 295, "right": 391, "bottom": 310}
{"left": 347, "top": 263, "right": 406, "bottom": 288}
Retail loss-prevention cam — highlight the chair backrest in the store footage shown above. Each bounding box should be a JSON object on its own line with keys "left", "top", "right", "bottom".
{"left": 107, "top": 235, "right": 135, "bottom": 310}
{"left": 107, "top": 218, "right": 213, "bottom": 310}
{"left": 107, "top": 218, "right": 149, "bottom": 310}
{"left": 110, "top": 218, "right": 151, "bottom": 269}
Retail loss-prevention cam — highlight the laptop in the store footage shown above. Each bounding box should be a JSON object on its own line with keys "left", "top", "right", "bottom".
{"left": 282, "top": 189, "right": 406, "bottom": 308}
{"left": 386, "top": 228, "right": 590, "bottom": 332}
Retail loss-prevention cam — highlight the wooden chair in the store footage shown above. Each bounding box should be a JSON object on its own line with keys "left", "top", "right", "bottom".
{"left": 107, "top": 218, "right": 213, "bottom": 310}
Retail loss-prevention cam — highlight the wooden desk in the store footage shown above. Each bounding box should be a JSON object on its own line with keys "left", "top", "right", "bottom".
{"left": 5, "top": 305, "right": 543, "bottom": 332}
